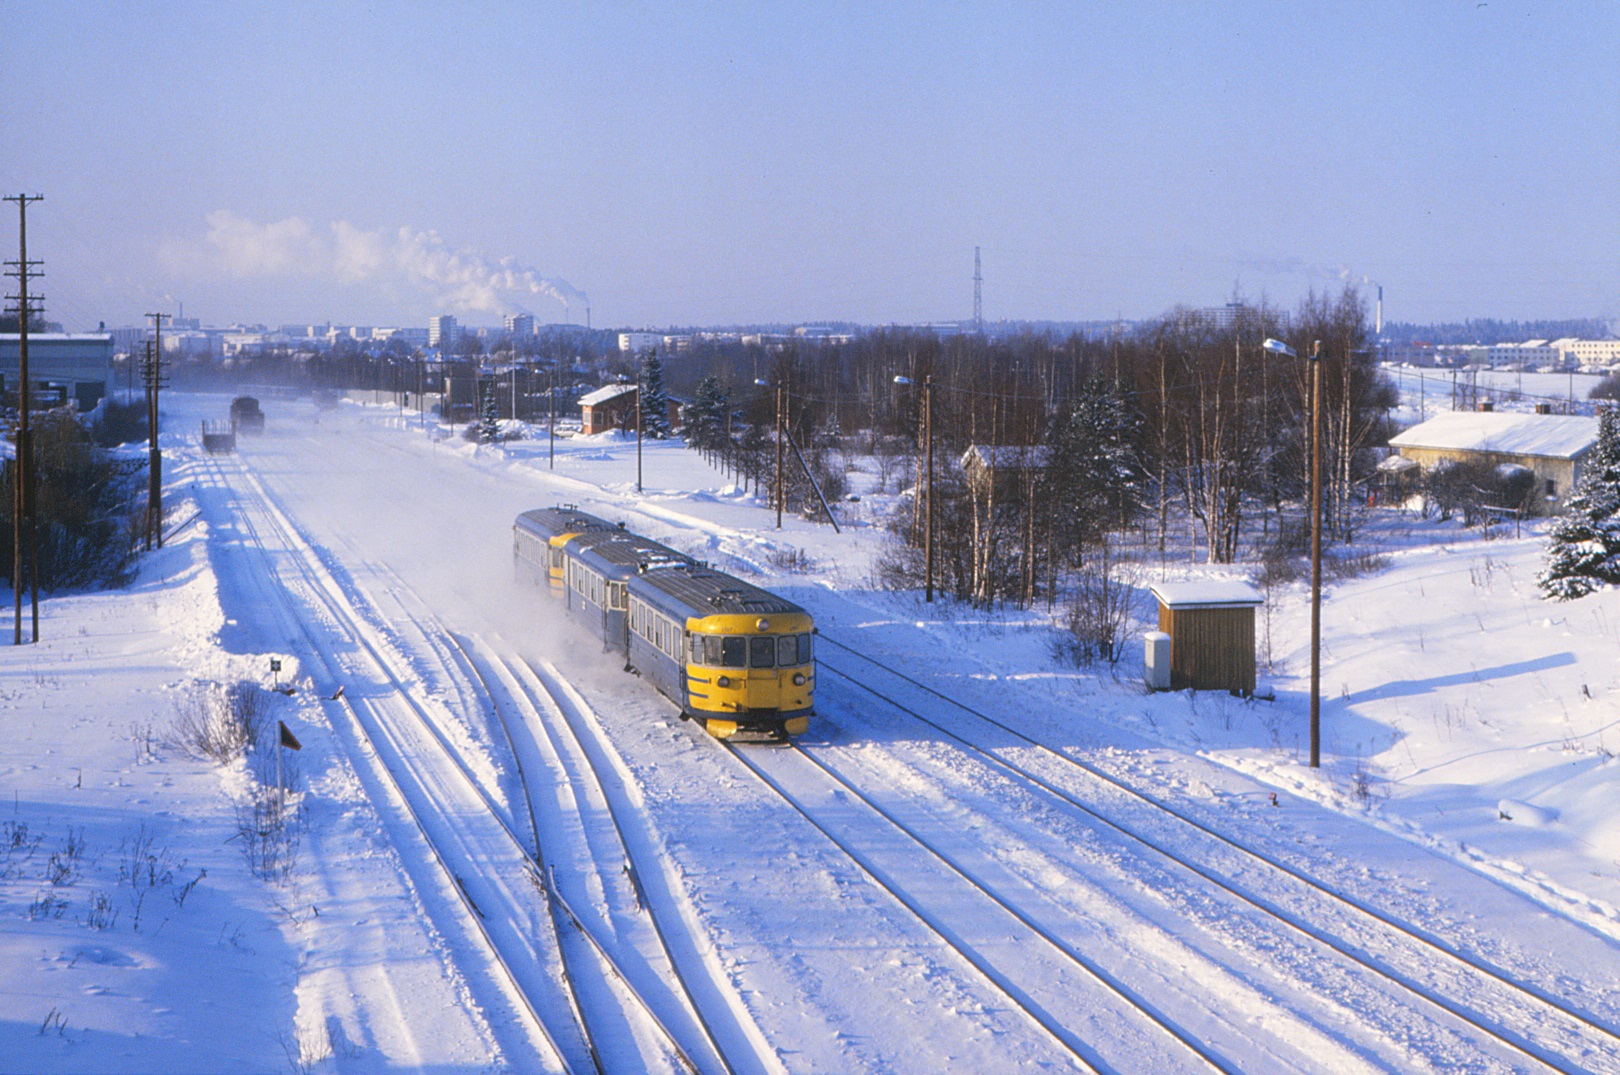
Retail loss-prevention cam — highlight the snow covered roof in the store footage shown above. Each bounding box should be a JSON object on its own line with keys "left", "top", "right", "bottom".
{"left": 579, "top": 383, "right": 638, "bottom": 407}
{"left": 1388, "top": 411, "right": 1598, "bottom": 460}
{"left": 1149, "top": 580, "right": 1263, "bottom": 609}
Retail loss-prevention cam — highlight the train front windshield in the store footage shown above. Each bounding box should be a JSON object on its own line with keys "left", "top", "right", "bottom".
{"left": 695, "top": 634, "right": 812, "bottom": 668}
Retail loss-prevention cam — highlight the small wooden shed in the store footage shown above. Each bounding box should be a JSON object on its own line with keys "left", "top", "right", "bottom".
{"left": 1148, "top": 580, "right": 1263, "bottom": 694}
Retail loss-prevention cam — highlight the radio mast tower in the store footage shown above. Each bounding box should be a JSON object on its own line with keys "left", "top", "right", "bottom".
{"left": 972, "top": 246, "right": 983, "bottom": 334}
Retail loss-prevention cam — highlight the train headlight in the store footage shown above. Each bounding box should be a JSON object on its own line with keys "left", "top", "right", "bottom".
{"left": 756, "top": 618, "right": 770, "bottom": 632}
{"left": 716, "top": 675, "right": 732, "bottom": 689}
{"left": 793, "top": 673, "right": 806, "bottom": 686}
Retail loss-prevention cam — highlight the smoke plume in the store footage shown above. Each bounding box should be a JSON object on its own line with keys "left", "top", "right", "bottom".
{"left": 163, "top": 210, "right": 587, "bottom": 316}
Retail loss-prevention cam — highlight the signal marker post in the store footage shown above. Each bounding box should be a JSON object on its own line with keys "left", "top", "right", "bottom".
{"left": 276, "top": 720, "right": 302, "bottom": 808}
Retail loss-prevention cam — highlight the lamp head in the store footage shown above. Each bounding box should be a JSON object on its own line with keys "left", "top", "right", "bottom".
{"left": 1262, "top": 338, "right": 1297, "bottom": 359}
{"left": 753, "top": 378, "right": 769, "bottom": 387}
{"left": 893, "top": 375, "right": 914, "bottom": 386}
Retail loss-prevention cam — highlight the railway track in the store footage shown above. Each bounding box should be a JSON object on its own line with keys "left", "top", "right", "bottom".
{"left": 204, "top": 412, "right": 1616, "bottom": 1070}
{"left": 234, "top": 458, "right": 761, "bottom": 1075}
{"left": 198, "top": 453, "right": 588, "bottom": 1073}
{"left": 442, "top": 620, "right": 745, "bottom": 1075}
{"left": 317, "top": 547, "right": 771, "bottom": 1075}
{"left": 814, "top": 632, "right": 1620, "bottom": 1074}
{"left": 723, "top": 738, "right": 1230, "bottom": 1074}
{"left": 362, "top": 582, "right": 705, "bottom": 1075}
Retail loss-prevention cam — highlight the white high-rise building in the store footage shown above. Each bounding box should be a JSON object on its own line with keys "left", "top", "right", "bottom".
{"left": 618, "top": 331, "right": 661, "bottom": 354}
{"left": 429, "top": 315, "right": 460, "bottom": 350}
{"left": 505, "top": 313, "right": 535, "bottom": 338}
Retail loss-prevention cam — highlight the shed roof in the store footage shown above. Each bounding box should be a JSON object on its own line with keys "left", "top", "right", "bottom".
{"left": 1149, "top": 580, "right": 1263, "bottom": 609}
{"left": 1388, "top": 411, "right": 1597, "bottom": 460}
{"left": 579, "top": 383, "right": 638, "bottom": 407}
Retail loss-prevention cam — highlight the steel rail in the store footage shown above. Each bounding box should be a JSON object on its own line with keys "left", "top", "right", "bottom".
{"left": 201, "top": 453, "right": 586, "bottom": 1074}
{"left": 723, "top": 740, "right": 1217, "bottom": 1075}
{"left": 284, "top": 525, "right": 713, "bottom": 1075}
{"left": 521, "top": 657, "right": 748, "bottom": 1075}
{"left": 817, "top": 634, "right": 1616, "bottom": 1073}
{"left": 447, "top": 629, "right": 709, "bottom": 1075}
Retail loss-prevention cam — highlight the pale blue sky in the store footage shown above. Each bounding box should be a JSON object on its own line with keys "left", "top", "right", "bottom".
{"left": 3, "top": 1, "right": 1616, "bottom": 330}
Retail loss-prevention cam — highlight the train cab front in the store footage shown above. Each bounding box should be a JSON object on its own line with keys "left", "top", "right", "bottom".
{"left": 686, "top": 614, "right": 814, "bottom": 741}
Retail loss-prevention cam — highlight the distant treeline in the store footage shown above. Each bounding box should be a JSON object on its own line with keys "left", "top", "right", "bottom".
{"left": 1382, "top": 318, "right": 1615, "bottom": 346}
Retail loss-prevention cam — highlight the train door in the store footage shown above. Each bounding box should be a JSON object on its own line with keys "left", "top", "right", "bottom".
{"left": 746, "top": 635, "right": 782, "bottom": 709}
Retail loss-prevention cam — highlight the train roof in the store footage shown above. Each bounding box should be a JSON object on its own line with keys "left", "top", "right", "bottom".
{"left": 569, "top": 530, "right": 693, "bottom": 579}
{"left": 514, "top": 505, "right": 622, "bottom": 540}
{"left": 632, "top": 562, "right": 807, "bottom": 620}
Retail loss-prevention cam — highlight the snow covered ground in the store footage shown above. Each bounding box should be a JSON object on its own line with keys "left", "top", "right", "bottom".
{"left": 2, "top": 388, "right": 1619, "bottom": 1072}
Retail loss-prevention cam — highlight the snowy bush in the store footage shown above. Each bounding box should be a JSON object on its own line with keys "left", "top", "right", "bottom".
{"left": 1055, "top": 545, "right": 1140, "bottom": 666}
{"left": 234, "top": 784, "right": 300, "bottom": 884}
{"left": 169, "top": 681, "right": 270, "bottom": 764}
{"left": 117, "top": 824, "right": 203, "bottom": 932}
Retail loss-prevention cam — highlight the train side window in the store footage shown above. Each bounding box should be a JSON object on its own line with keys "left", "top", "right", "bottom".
{"left": 798, "top": 633, "right": 812, "bottom": 662}
{"left": 550, "top": 547, "right": 562, "bottom": 569}
{"left": 609, "top": 582, "right": 626, "bottom": 610}
{"left": 749, "top": 636, "right": 776, "bottom": 668}
{"left": 721, "top": 637, "right": 746, "bottom": 667}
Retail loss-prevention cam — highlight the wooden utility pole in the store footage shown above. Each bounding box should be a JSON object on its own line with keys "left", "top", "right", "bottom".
{"left": 144, "top": 312, "right": 167, "bottom": 550}
{"left": 5, "top": 193, "right": 44, "bottom": 643}
{"left": 774, "top": 381, "right": 785, "bottom": 529}
{"left": 1308, "top": 340, "right": 1323, "bottom": 770}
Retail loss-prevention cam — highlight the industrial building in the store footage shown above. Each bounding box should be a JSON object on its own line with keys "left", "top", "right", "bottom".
{"left": 0, "top": 333, "right": 115, "bottom": 410}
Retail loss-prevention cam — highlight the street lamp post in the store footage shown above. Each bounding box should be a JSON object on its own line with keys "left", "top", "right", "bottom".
{"left": 894, "top": 374, "right": 934, "bottom": 602}
{"left": 635, "top": 376, "right": 644, "bottom": 494}
{"left": 1263, "top": 337, "right": 1322, "bottom": 768}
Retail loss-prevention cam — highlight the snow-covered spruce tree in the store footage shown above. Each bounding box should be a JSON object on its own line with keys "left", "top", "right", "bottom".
{"left": 478, "top": 381, "right": 500, "bottom": 444}
{"left": 639, "top": 351, "right": 672, "bottom": 438}
{"left": 1040, "top": 376, "right": 1144, "bottom": 568}
{"left": 688, "top": 373, "right": 729, "bottom": 452}
{"left": 1540, "top": 407, "right": 1620, "bottom": 600}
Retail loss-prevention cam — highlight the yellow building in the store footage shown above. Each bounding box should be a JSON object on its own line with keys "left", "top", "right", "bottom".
{"left": 1388, "top": 410, "right": 1598, "bottom": 512}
